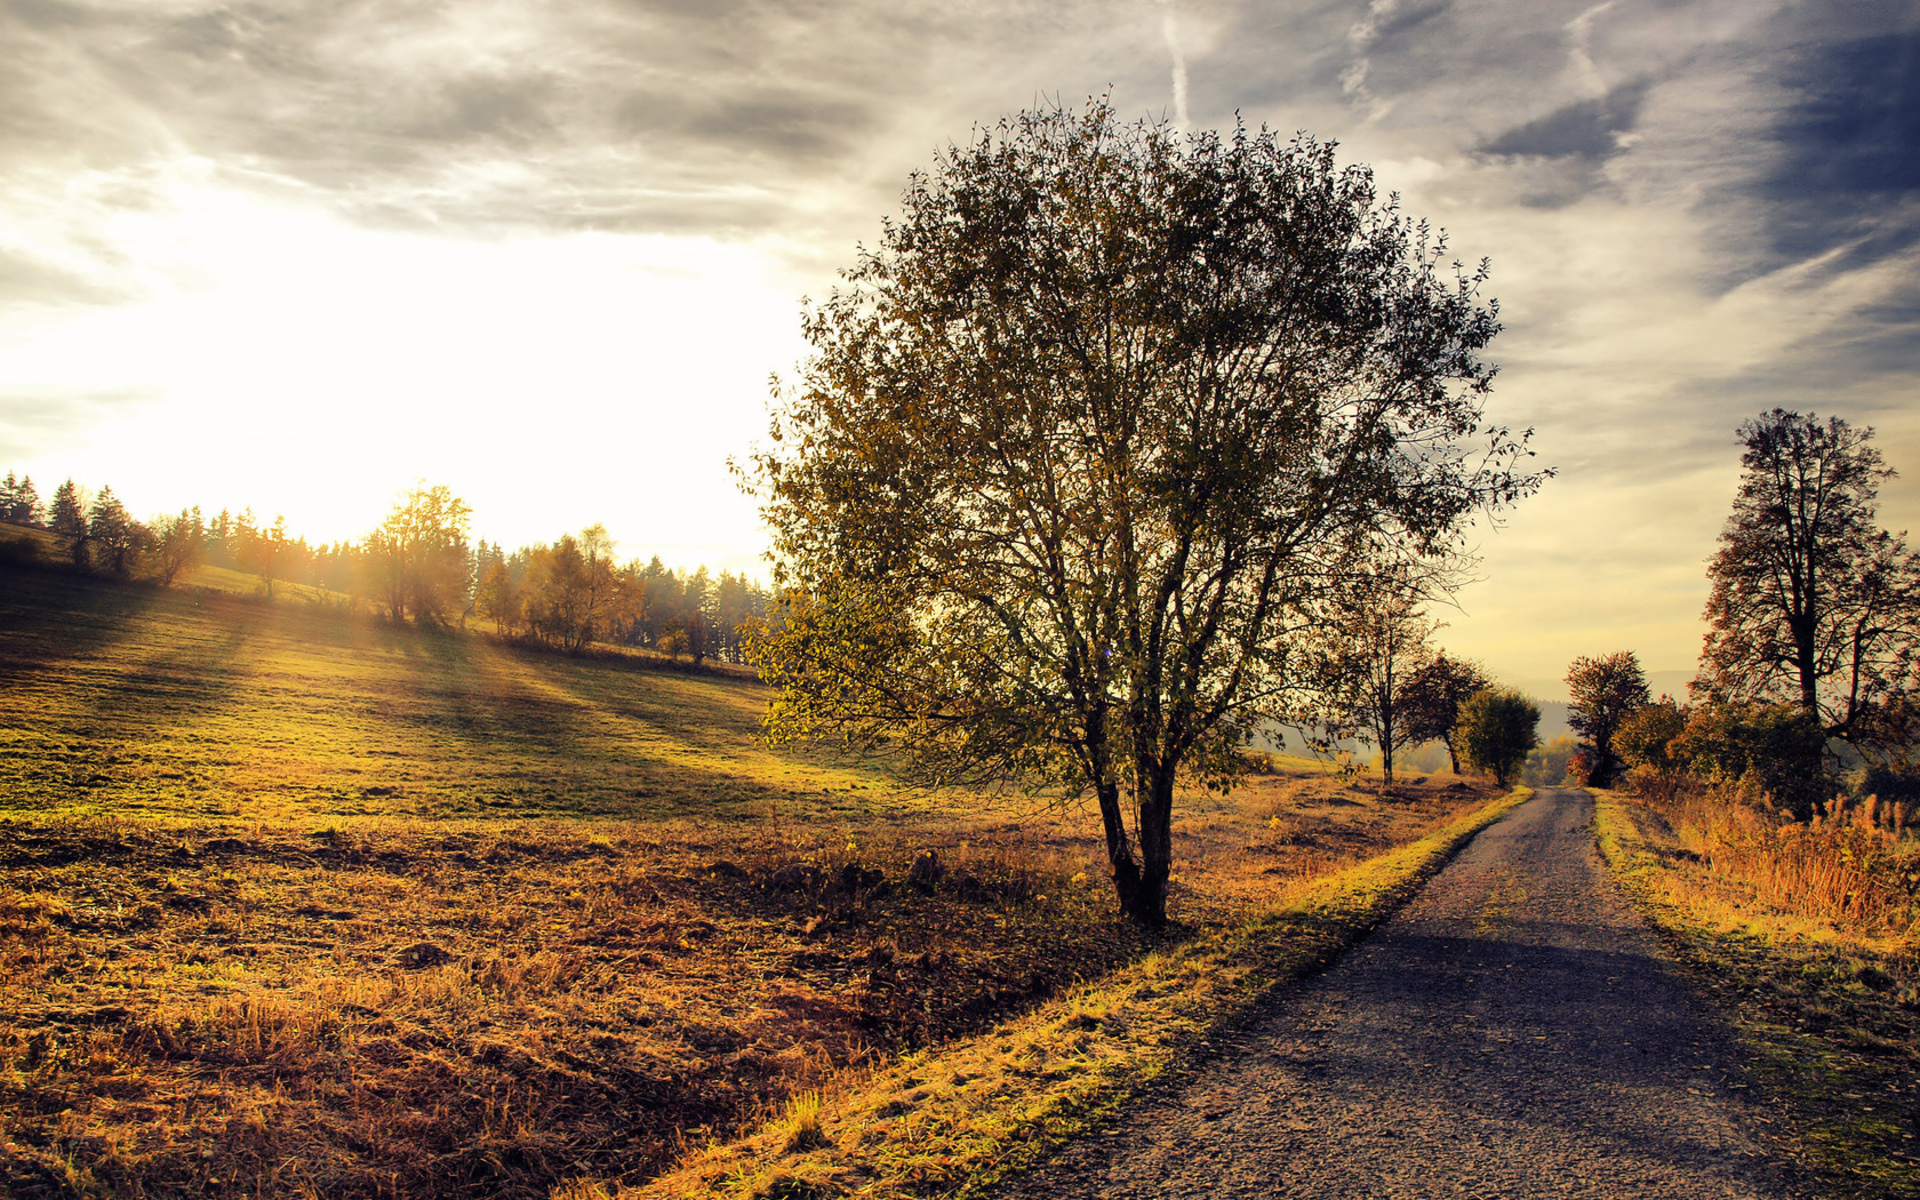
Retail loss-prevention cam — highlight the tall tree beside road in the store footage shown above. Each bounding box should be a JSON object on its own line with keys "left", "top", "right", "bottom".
{"left": 747, "top": 101, "right": 1544, "bottom": 924}
{"left": 1697, "top": 409, "right": 1920, "bottom": 744}
{"left": 1566, "top": 651, "right": 1651, "bottom": 787}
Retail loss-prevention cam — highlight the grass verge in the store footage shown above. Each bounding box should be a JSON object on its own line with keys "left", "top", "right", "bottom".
{"left": 609, "top": 787, "right": 1531, "bottom": 1200}
{"left": 1593, "top": 790, "right": 1920, "bottom": 1199}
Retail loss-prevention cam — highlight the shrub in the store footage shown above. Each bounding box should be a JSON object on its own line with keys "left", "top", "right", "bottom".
{"left": 1616, "top": 698, "right": 1687, "bottom": 773}
{"left": 1671, "top": 701, "right": 1828, "bottom": 819}
{"left": 0, "top": 535, "right": 42, "bottom": 566}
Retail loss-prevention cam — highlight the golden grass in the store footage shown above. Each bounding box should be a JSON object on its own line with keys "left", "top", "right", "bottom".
{"left": 1636, "top": 786, "right": 1919, "bottom": 936}
{"left": 1594, "top": 790, "right": 1920, "bottom": 1198}
{"left": 0, "top": 563, "right": 1508, "bottom": 1198}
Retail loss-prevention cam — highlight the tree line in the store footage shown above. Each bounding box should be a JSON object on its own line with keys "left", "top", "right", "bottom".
{"left": 0, "top": 474, "right": 771, "bottom": 667}
{"left": 1563, "top": 409, "right": 1920, "bottom": 826}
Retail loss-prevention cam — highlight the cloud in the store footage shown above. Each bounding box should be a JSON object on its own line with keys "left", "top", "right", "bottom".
{"left": 0, "top": 243, "right": 127, "bottom": 310}
{"left": 1752, "top": 27, "right": 1920, "bottom": 268}
{"left": 0, "top": 0, "right": 1177, "bottom": 249}
{"left": 1482, "top": 80, "right": 1647, "bottom": 161}
{"left": 0, "top": 386, "right": 154, "bottom": 463}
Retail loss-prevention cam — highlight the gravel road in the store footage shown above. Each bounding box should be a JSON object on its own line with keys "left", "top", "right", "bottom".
{"left": 994, "top": 787, "right": 1792, "bottom": 1199}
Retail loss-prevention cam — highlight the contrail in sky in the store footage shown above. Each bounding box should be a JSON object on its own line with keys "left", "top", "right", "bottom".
{"left": 1161, "top": 3, "right": 1190, "bottom": 128}
{"left": 1567, "top": 1, "right": 1616, "bottom": 96}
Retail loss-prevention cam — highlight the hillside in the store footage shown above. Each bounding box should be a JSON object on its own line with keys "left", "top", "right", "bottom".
{"left": 0, "top": 564, "right": 881, "bottom": 824}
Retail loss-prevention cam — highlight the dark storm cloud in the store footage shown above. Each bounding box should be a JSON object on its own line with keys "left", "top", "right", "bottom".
{"left": 1483, "top": 81, "right": 1648, "bottom": 161}
{"left": 1753, "top": 28, "right": 1920, "bottom": 268}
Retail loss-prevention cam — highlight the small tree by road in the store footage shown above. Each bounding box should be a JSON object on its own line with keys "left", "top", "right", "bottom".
{"left": 1402, "top": 653, "right": 1491, "bottom": 774}
{"left": 1307, "top": 561, "right": 1440, "bottom": 786}
{"left": 1567, "top": 651, "right": 1651, "bottom": 787}
{"left": 1457, "top": 687, "right": 1539, "bottom": 786}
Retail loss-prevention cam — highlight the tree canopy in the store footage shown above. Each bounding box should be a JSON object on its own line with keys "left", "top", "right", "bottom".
{"left": 1401, "top": 651, "right": 1490, "bottom": 774}
{"left": 1566, "top": 650, "right": 1650, "bottom": 787}
{"left": 748, "top": 101, "right": 1544, "bottom": 924}
{"left": 1698, "top": 409, "right": 1920, "bottom": 745}
{"left": 1305, "top": 559, "right": 1440, "bottom": 785}
{"left": 1457, "top": 686, "right": 1539, "bottom": 786}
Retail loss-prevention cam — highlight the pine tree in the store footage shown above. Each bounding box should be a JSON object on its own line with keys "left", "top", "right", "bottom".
{"left": 50, "top": 479, "right": 89, "bottom": 566}
{"left": 12, "top": 475, "right": 42, "bottom": 525}
{"left": 87, "top": 486, "right": 143, "bottom": 577}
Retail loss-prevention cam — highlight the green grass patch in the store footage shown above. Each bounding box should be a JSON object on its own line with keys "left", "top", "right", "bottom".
{"left": 0, "top": 566, "right": 917, "bottom": 825}
{"left": 621, "top": 787, "right": 1530, "bottom": 1200}
{"left": 1594, "top": 790, "right": 1920, "bottom": 1199}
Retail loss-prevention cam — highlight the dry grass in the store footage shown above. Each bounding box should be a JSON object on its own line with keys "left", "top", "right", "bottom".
{"left": 1595, "top": 790, "right": 1920, "bottom": 1198}
{"left": 0, "top": 783, "right": 1498, "bottom": 1199}
{"left": 0, "top": 562, "right": 1507, "bottom": 1198}
{"left": 628, "top": 787, "right": 1530, "bottom": 1200}
{"left": 1637, "top": 782, "right": 1920, "bottom": 936}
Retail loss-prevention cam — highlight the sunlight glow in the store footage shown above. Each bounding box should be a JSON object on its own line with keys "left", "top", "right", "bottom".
{"left": 1, "top": 167, "right": 808, "bottom": 567}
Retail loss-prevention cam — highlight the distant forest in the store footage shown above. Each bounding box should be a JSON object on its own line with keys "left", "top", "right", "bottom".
{"left": 0, "top": 471, "right": 770, "bottom": 667}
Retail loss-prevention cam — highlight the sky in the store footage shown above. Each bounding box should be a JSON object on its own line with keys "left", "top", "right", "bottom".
{"left": 0, "top": 0, "right": 1915, "bottom": 699}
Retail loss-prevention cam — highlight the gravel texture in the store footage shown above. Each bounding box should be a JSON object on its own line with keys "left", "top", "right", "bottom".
{"left": 994, "top": 787, "right": 1795, "bottom": 1199}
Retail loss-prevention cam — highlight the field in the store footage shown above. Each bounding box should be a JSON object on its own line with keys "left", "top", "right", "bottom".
{"left": 0, "top": 564, "right": 1501, "bottom": 1198}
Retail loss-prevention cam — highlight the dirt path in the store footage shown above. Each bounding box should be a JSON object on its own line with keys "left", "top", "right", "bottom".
{"left": 994, "top": 787, "right": 1793, "bottom": 1199}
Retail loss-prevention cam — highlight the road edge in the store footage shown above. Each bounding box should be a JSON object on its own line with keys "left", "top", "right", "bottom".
{"left": 621, "top": 786, "right": 1533, "bottom": 1200}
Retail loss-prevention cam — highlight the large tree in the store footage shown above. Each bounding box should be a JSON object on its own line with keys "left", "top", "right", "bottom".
{"left": 1566, "top": 650, "right": 1650, "bottom": 787}
{"left": 1698, "top": 409, "right": 1920, "bottom": 743}
{"left": 366, "top": 484, "right": 472, "bottom": 626}
{"left": 747, "top": 102, "right": 1542, "bottom": 924}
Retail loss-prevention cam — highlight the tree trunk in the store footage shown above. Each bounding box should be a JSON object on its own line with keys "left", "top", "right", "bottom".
{"left": 1116, "top": 765, "right": 1175, "bottom": 926}
{"left": 1093, "top": 779, "right": 1150, "bottom": 920}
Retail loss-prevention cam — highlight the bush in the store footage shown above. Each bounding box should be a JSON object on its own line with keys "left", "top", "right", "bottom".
{"left": 1567, "top": 745, "right": 1598, "bottom": 786}
{"left": 1616, "top": 698, "right": 1687, "bottom": 773}
{"left": 1523, "top": 735, "right": 1575, "bottom": 787}
{"left": 1671, "top": 702, "right": 1827, "bottom": 819}
{"left": 0, "top": 535, "right": 42, "bottom": 566}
